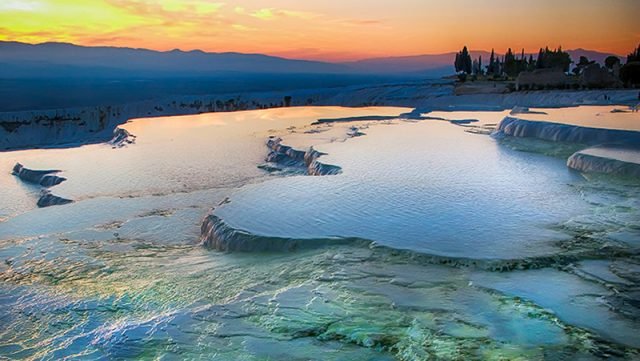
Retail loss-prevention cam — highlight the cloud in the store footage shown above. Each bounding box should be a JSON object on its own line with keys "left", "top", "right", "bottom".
{"left": 0, "top": 27, "right": 60, "bottom": 41}
{"left": 0, "top": 0, "right": 46, "bottom": 12}
{"left": 232, "top": 24, "right": 255, "bottom": 32}
{"left": 250, "top": 8, "right": 275, "bottom": 20}
{"left": 194, "top": 2, "right": 225, "bottom": 14}
{"left": 81, "top": 34, "right": 138, "bottom": 45}
{"left": 249, "top": 8, "right": 319, "bottom": 21}
{"left": 105, "top": 0, "right": 224, "bottom": 19}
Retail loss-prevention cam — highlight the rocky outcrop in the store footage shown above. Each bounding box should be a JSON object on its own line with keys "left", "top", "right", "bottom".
{"left": 108, "top": 128, "right": 136, "bottom": 148}
{"left": 495, "top": 117, "right": 640, "bottom": 145}
{"left": 509, "top": 106, "right": 547, "bottom": 115}
{"left": 265, "top": 137, "right": 341, "bottom": 176}
{"left": 346, "top": 126, "right": 365, "bottom": 138}
{"left": 36, "top": 191, "right": 73, "bottom": 208}
{"left": 11, "top": 163, "right": 73, "bottom": 207}
{"left": 12, "top": 163, "right": 66, "bottom": 187}
{"left": 449, "top": 119, "right": 479, "bottom": 125}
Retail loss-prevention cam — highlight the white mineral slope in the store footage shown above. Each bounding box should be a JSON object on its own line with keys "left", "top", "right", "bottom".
{"left": 1, "top": 79, "right": 638, "bottom": 150}
{"left": 496, "top": 116, "right": 640, "bottom": 145}
{"left": 0, "top": 81, "right": 448, "bottom": 150}
{"left": 567, "top": 146, "right": 640, "bottom": 178}
{"left": 410, "top": 88, "right": 639, "bottom": 113}
{"left": 493, "top": 105, "right": 640, "bottom": 177}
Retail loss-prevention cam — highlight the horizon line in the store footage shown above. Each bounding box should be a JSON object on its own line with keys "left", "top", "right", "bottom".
{"left": 1, "top": 39, "right": 630, "bottom": 63}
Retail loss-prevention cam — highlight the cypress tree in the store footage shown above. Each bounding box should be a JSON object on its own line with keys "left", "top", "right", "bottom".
{"left": 504, "top": 48, "right": 517, "bottom": 77}
{"left": 627, "top": 44, "right": 640, "bottom": 63}
{"left": 488, "top": 49, "right": 495, "bottom": 75}
{"left": 461, "top": 46, "right": 472, "bottom": 74}
{"left": 528, "top": 54, "right": 535, "bottom": 70}
{"left": 536, "top": 48, "right": 544, "bottom": 69}
{"left": 454, "top": 46, "right": 473, "bottom": 74}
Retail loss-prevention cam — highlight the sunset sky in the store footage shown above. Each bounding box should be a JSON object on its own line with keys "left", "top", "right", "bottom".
{"left": 0, "top": 0, "right": 638, "bottom": 61}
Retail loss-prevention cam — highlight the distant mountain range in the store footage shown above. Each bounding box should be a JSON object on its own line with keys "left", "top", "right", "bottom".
{"left": 0, "top": 41, "right": 623, "bottom": 79}
{"left": 0, "top": 41, "right": 348, "bottom": 78}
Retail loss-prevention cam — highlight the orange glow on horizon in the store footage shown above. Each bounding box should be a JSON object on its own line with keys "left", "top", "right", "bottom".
{"left": 0, "top": 0, "right": 638, "bottom": 61}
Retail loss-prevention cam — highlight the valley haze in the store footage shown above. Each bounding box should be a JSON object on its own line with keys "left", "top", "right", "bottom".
{"left": 0, "top": 41, "right": 625, "bottom": 112}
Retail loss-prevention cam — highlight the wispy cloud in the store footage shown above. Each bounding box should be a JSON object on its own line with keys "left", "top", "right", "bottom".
{"left": 105, "top": 0, "right": 225, "bottom": 20}
{"left": 0, "top": 0, "right": 47, "bottom": 12}
{"left": 249, "top": 8, "right": 319, "bottom": 21}
{"left": 232, "top": 24, "right": 255, "bottom": 32}
{"left": 0, "top": 27, "right": 59, "bottom": 41}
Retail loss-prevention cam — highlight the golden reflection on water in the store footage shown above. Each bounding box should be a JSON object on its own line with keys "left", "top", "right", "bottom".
{"left": 518, "top": 105, "right": 640, "bottom": 131}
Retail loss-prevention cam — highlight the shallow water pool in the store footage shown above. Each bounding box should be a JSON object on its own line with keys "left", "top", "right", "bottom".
{"left": 0, "top": 106, "right": 638, "bottom": 360}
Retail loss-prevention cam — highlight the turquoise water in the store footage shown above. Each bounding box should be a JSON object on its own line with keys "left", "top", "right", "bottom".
{"left": 0, "top": 107, "right": 638, "bottom": 360}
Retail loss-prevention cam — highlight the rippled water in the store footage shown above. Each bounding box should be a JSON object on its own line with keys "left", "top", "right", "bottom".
{"left": 0, "top": 107, "right": 407, "bottom": 218}
{"left": 215, "top": 119, "right": 590, "bottom": 259}
{"left": 0, "top": 106, "right": 639, "bottom": 360}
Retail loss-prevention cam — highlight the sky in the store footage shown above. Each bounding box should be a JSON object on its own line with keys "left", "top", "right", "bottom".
{"left": 0, "top": 0, "right": 638, "bottom": 61}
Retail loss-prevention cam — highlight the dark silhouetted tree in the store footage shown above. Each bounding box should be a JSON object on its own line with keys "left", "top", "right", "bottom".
{"left": 621, "top": 44, "right": 640, "bottom": 86}
{"left": 536, "top": 48, "right": 545, "bottom": 69}
{"left": 535, "top": 47, "right": 571, "bottom": 72}
{"left": 528, "top": 54, "right": 535, "bottom": 70}
{"left": 487, "top": 49, "right": 496, "bottom": 75}
{"left": 604, "top": 56, "right": 620, "bottom": 70}
{"left": 627, "top": 44, "right": 640, "bottom": 63}
{"left": 472, "top": 56, "right": 483, "bottom": 75}
{"left": 573, "top": 56, "right": 595, "bottom": 75}
{"left": 454, "top": 46, "right": 472, "bottom": 74}
{"left": 620, "top": 63, "right": 640, "bottom": 86}
{"left": 504, "top": 48, "right": 518, "bottom": 77}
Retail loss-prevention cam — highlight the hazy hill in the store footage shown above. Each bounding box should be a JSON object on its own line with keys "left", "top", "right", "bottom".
{"left": 0, "top": 42, "right": 622, "bottom": 79}
{"left": 0, "top": 42, "right": 414, "bottom": 111}
{"left": 0, "top": 41, "right": 349, "bottom": 78}
{"left": 343, "top": 53, "right": 456, "bottom": 75}
{"left": 566, "top": 48, "right": 623, "bottom": 65}
{"left": 0, "top": 42, "right": 624, "bottom": 112}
